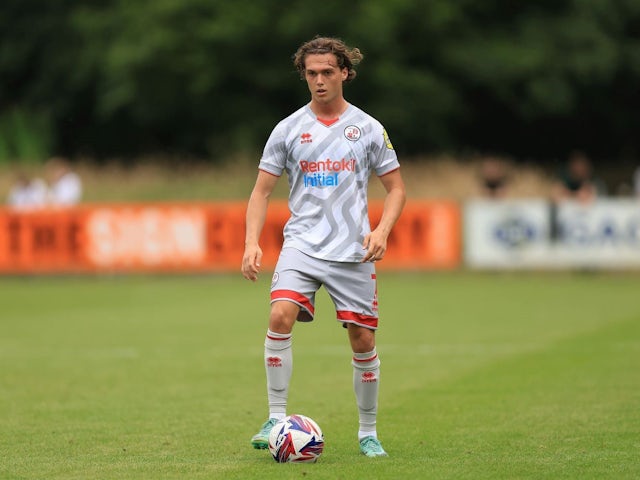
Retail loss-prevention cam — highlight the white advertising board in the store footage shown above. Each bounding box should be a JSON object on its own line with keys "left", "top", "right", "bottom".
{"left": 465, "top": 199, "right": 640, "bottom": 269}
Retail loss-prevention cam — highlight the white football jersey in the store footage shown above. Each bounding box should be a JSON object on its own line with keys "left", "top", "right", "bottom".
{"left": 259, "top": 104, "right": 399, "bottom": 262}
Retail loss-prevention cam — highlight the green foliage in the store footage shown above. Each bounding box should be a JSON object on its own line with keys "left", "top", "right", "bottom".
{"left": 0, "top": 0, "right": 639, "bottom": 162}
{"left": 0, "top": 108, "right": 53, "bottom": 164}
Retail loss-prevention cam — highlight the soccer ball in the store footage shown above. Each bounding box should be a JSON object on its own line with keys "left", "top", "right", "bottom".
{"left": 268, "top": 414, "right": 324, "bottom": 463}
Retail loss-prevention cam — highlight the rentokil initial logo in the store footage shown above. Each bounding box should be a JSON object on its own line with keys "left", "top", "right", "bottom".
{"left": 299, "top": 158, "right": 356, "bottom": 187}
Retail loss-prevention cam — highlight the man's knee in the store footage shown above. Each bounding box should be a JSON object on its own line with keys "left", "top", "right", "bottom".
{"left": 348, "top": 324, "right": 376, "bottom": 353}
{"left": 269, "top": 301, "right": 299, "bottom": 333}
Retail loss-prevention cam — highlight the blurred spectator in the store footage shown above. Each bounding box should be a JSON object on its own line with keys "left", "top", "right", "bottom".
{"left": 45, "top": 157, "right": 82, "bottom": 206}
{"left": 477, "top": 158, "right": 510, "bottom": 198}
{"left": 552, "top": 151, "right": 606, "bottom": 203}
{"left": 634, "top": 166, "right": 640, "bottom": 198}
{"left": 6, "top": 172, "right": 48, "bottom": 210}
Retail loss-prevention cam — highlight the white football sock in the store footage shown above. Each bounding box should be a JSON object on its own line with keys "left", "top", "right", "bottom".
{"left": 352, "top": 348, "right": 380, "bottom": 440}
{"left": 264, "top": 329, "right": 293, "bottom": 419}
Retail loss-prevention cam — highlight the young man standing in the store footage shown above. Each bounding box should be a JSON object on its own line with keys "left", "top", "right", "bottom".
{"left": 241, "top": 36, "right": 406, "bottom": 457}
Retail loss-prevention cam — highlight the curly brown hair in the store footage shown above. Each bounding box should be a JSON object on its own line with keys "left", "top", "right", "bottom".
{"left": 292, "top": 36, "right": 363, "bottom": 83}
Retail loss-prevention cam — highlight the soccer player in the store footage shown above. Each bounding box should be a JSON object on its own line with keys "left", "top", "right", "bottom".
{"left": 241, "top": 36, "right": 406, "bottom": 458}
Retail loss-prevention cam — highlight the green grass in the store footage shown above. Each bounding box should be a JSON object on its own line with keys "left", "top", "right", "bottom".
{"left": 1, "top": 272, "right": 639, "bottom": 479}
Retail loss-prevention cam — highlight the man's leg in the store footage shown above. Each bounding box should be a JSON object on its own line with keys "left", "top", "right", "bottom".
{"left": 348, "top": 324, "right": 387, "bottom": 457}
{"left": 264, "top": 301, "right": 299, "bottom": 419}
{"left": 251, "top": 300, "right": 299, "bottom": 449}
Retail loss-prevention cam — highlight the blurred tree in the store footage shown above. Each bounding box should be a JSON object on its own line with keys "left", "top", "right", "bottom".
{"left": 0, "top": 0, "right": 81, "bottom": 162}
{"left": 434, "top": 0, "right": 640, "bottom": 162}
{"left": 71, "top": 0, "right": 294, "bottom": 156}
{"left": 0, "top": 0, "right": 638, "bottom": 164}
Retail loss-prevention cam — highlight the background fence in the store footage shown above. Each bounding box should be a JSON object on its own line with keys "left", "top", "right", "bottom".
{"left": 3, "top": 198, "right": 639, "bottom": 273}
{"left": 0, "top": 200, "right": 460, "bottom": 273}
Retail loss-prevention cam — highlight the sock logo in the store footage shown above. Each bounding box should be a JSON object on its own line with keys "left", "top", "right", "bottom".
{"left": 361, "top": 371, "right": 377, "bottom": 383}
{"left": 267, "top": 356, "right": 282, "bottom": 367}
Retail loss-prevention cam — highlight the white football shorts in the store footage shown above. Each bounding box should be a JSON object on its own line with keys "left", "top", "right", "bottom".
{"left": 270, "top": 247, "right": 380, "bottom": 330}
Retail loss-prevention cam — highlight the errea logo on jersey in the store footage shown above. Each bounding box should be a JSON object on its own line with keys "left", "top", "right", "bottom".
{"left": 300, "top": 133, "right": 312, "bottom": 144}
{"left": 300, "top": 158, "right": 356, "bottom": 188}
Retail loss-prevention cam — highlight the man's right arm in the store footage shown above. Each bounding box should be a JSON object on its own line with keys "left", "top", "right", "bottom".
{"left": 241, "top": 170, "right": 280, "bottom": 281}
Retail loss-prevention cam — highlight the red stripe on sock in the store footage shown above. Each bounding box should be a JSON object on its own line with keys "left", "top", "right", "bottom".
{"left": 352, "top": 353, "right": 378, "bottom": 363}
{"left": 266, "top": 333, "right": 291, "bottom": 341}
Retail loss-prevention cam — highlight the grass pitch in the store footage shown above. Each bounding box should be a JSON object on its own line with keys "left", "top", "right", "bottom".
{"left": 1, "top": 272, "right": 638, "bottom": 479}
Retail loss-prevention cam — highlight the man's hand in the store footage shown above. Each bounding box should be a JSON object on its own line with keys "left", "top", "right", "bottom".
{"left": 241, "top": 243, "right": 263, "bottom": 281}
{"left": 362, "top": 229, "right": 387, "bottom": 263}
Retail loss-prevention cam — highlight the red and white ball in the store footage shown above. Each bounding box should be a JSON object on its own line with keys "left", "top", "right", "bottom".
{"left": 268, "top": 414, "right": 324, "bottom": 463}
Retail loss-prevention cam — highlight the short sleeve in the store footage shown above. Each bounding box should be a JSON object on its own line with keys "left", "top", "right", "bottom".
{"left": 369, "top": 123, "right": 400, "bottom": 177}
{"left": 258, "top": 123, "right": 287, "bottom": 176}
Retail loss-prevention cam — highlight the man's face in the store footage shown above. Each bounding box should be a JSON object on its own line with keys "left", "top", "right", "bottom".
{"left": 303, "top": 53, "right": 348, "bottom": 106}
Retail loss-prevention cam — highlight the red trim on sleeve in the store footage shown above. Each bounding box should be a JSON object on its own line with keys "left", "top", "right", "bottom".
{"left": 378, "top": 166, "right": 400, "bottom": 177}
{"left": 258, "top": 168, "right": 281, "bottom": 177}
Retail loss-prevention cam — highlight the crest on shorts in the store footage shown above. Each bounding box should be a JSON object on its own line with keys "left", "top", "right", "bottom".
{"left": 271, "top": 272, "right": 279, "bottom": 286}
{"left": 344, "top": 125, "right": 361, "bottom": 142}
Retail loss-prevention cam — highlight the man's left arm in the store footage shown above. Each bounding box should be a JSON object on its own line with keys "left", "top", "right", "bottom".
{"left": 362, "top": 169, "right": 406, "bottom": 263}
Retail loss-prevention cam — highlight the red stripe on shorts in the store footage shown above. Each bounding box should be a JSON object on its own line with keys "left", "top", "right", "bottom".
{"left": 336, "top": 311, "right": 378, "bottom": 329}
{"left": 271, "top": 289, "right": 315, "bottom": 315}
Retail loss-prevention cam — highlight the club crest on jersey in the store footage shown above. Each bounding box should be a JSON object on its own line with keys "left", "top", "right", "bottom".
{"left": 344, "top": 125, "right": 361, "bottom": 142}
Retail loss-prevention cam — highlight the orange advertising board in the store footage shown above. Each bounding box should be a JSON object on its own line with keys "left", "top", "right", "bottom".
{"left": 0, "top": 200, "right": 460, "bottom": 273}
